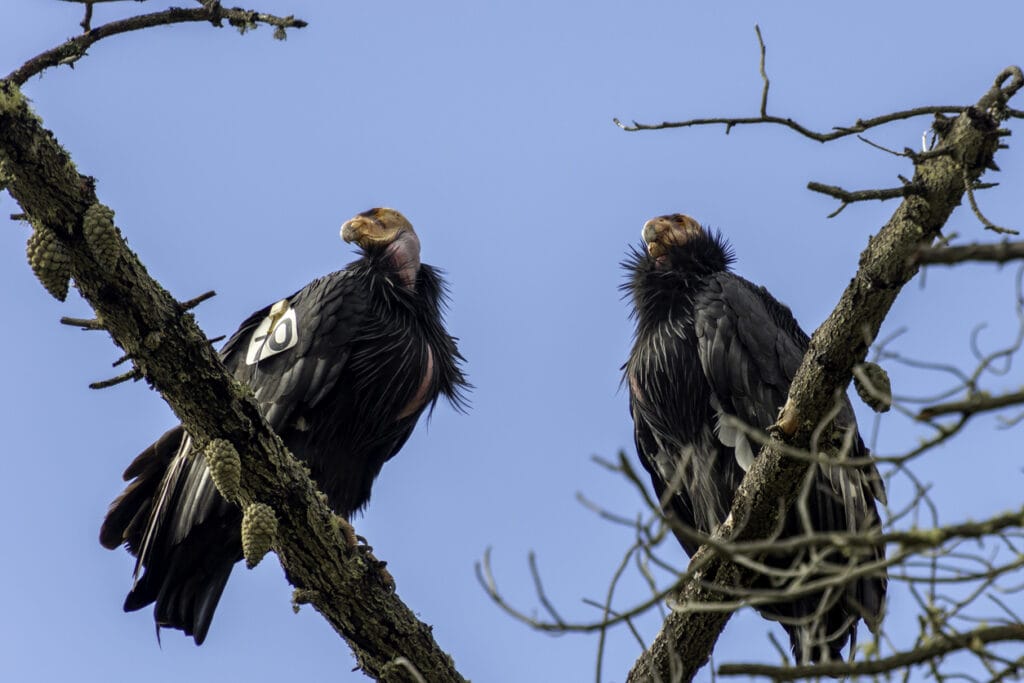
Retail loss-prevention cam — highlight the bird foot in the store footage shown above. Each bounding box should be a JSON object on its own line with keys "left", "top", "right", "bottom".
{"left": 332, "top": 514, "right": 358, "bottom": 548}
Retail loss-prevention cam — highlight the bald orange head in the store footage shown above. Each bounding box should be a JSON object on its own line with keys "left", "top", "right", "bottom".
{"left": 641, "top": 214, "right": 703, "bottom": 259}
{"left": 341, "top": 207, "right": 415, "bottom": 249}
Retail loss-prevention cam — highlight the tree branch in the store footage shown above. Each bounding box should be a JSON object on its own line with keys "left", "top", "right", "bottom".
{"left": 913, "top": 240, "right": 1024, "bottom": 265}
{"left": 612, "top": 27, "right": 971, "bottom": 143}
{"left": 754, "top": 25, "right": 769, "bottom": 117}
{"left": 613, "top": 107, "right": 968, "bottom": 142}
{"left": 807, "top": 181, "right": 924, "bottom": 218}
{"left": 6, "top": 1, "right": 307, "bottom": 86}
{"left": 963, "top": 167, "right": 1019, "bottom": 234}
{"left": 917, "top": 389, "right": 1024, "bottom": 420}
{"left": 717, "top": 624, "right": 1024, "bottom": 680}
{"left": 625, "top": 66, "right": 1021, "bottom": 683}
{"left": 0, "top": 78, "right": 461, "bottom": 683}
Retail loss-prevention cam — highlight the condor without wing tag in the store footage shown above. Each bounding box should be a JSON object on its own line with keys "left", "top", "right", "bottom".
{"left": 245, "top": 301, "right": 299, "bottom": 365}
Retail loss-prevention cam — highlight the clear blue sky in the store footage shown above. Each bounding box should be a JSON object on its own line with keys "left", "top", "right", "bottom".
{"left": 2, "top": 2, "right": 1022, "bottom": 681}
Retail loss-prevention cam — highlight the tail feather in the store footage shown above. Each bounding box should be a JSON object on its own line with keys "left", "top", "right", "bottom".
{"left": 102, "top": 425, "right": 242, "bottom": 644}
{"left": 761, "top": 452, "right": 887, "bottom": 665}
{"left": 123, "top": 506, "right": 241, "bottom": 644}
{"left": 99, "top": 427, "right": 184, "bottom": 551}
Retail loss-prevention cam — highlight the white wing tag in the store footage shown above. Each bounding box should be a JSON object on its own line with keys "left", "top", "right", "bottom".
{"left": 245, "top": 300, "right": 299, "bottom": 365}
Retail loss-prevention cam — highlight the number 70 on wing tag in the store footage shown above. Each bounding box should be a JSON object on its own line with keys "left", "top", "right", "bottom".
{"left": 245, "top": 300, "right": 299, "bottom": 366}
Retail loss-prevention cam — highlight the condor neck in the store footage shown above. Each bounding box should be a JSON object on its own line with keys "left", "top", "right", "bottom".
{"left": 382, "top": 231, "right": 422, "bottom": 290}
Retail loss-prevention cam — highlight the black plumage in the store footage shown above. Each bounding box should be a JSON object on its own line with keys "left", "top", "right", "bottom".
{"left": 100, "top": 208, "right": 467, "bottom": 644}
{"left": 623, "top": 214, "right": 886, "bottom": 663}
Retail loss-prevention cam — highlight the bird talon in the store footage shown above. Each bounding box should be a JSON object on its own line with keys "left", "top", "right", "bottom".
{"left": 376, "top": 561, "right": 395, "bottom": 592}
{"left": 331, "top": 514, "right": 358, "bottom": 548}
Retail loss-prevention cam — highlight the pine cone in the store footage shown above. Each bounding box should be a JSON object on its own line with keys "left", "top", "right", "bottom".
{"left": 82, "top": 203, "right": 121, "bottom": 272}
{"left": 855, "top": 362, "right": 892, "bottom": 413}
{"left": 26, "top": 225, "right": 70, "bottom": 301}
{"left": 205, "top": 438, "right": 241, "bottom": 502}
{"left": 242, "top": 503, "right": 278, "bottom": 569}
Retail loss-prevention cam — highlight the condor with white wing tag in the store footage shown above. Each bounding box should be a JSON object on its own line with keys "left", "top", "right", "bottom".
{"left": 245, "top": 300, "right": 299, "bottom": 365}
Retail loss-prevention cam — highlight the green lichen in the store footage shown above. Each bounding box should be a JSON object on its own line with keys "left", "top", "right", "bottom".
{"left": 291, "top": 588, "right": 319, "bottom": 613}
{"left": 0, "top": 81, "right": 28, "bottom": 113}
{"left": 0, "top": 158, "right": 11, "bottom": 192}
{"left": 143, "top": 331, "right": 163, "bottom": 350}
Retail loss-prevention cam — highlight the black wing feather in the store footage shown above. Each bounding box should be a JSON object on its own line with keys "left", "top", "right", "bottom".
{"left": 694, "top": 273, "right": 805, "bottom": 432}
{"left": 223, "top": 271, "right": 366, "bottom": 427}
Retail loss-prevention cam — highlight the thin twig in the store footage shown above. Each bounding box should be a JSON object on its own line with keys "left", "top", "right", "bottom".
{"left": 963, "top": 168, "right": 1019, "bottom": 235}
{"left": 89, "top": 367, "right": 141, "bottom": 389}
{"left": 593, "top": 541, "right": 642, "bottom": 683}
{"left": 528, "top": 552, "right": 565, "bottom": 627}
{"left": 60, "top": 315, "right": 105, "bottom": 330}
{"left": 857, "top": 134, "right": 907, "bottom": 157}
{"left": 178, "top": 289, "right": 217, "bottom": 311}
{"left": 807, "top": 181, "right": 923, "bottom": 218}
{"left": 754, "top": 25, "right": 768, "bottom": 117}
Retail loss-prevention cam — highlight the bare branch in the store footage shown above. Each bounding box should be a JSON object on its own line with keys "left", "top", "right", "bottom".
{"left": 528, "top": 552, "right": 566, "bottom": 627}
{"left": 964, "top": 168, "right": 1019, "bottom": 235}
{"left": 6, "top": 2, "right": 307, "bottom": 86}
{"left": 754, "top": 25, "right": 768, "bottom": 117}
{"left": 482, "top": 498, "right": 1024, "bottom": 633}
{"left": 613, "top": 106, "right": 967, "bottom": 141}
{"left": 857, "top": 133, "right": 908, "bottom": 157}
{"left": 917, "top": 389, "right": 1024, "bottom": 420}
{"left": 178, "top": 289, "right": 217, "bottom": 311}
{"left": 807, "top": 181, "right": 923, "bottom": 218}
{"left": 89, "top": 367, "right": 142, "bottom": 389}
{"left": 913, "top": 240, "right": 1024, "bottom": 265}
{"left": 614, "top": 31, "right": 1024, "bottom": 160}
{"left": 717, "top": 624, "right": 1024, "bottom": 679}
{"left": 60, "top": 315, "right": 106, "bottom": 330}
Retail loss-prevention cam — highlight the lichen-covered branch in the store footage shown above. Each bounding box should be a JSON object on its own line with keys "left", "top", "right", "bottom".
{"left": 6, "top": 1, "right": 307, "bottom": 86}
{"left": 0, "top": 79, "right": 462, "bottom": 683}
{"left": 625, "top": 67, "right": 1022, "bottom": 683}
